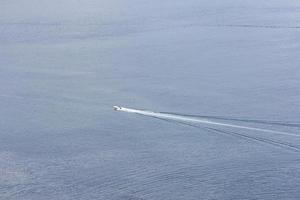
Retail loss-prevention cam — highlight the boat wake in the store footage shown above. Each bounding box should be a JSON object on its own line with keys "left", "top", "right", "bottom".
{"left": 114, "top": 106, "right": 300, "bottom": 152}
{"left": 114, "top": 106, "right": 299, "bottom": 137}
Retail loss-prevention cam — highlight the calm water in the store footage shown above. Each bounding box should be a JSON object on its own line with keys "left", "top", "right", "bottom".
{"left": 1, "top": 0, "right": 300, "bottom": 199}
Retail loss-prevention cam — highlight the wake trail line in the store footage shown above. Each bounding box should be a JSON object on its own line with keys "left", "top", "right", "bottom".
{"left": 115, "top": 107, "right": 299, "bottom": 137}
{"left": 147, "top": 116, "right": 300, "bottom": 152}
{"left": 208, "top": 24, "right": 300, "bottom": 29}
{"left": 160, "top": 112, "right": 300, "bottom": 128}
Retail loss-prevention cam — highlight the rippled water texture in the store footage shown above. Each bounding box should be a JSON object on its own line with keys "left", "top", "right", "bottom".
{"left": 1, "top": 0, "right": 300, "bottom": 199}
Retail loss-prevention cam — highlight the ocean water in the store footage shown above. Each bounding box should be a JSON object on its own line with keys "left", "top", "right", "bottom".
{"left": 1, "top": 0, "right": 300, "bottom": 199}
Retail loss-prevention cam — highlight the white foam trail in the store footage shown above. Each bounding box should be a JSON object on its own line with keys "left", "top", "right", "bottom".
{"left": 117, "top": 107, "right": 300, "bottom": 137}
